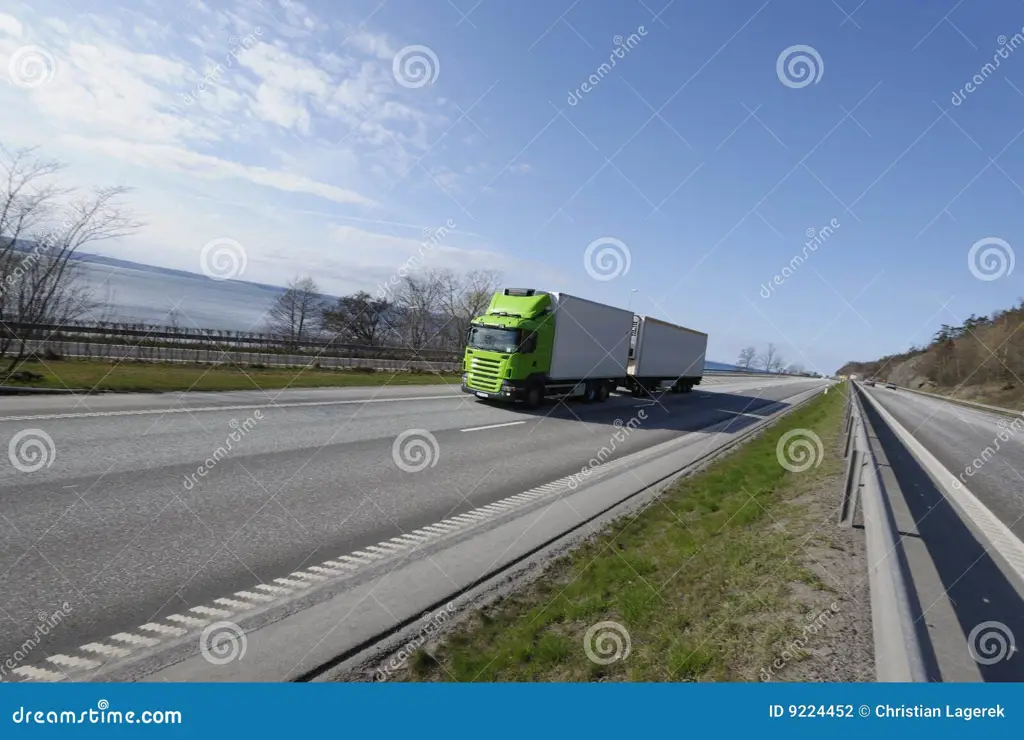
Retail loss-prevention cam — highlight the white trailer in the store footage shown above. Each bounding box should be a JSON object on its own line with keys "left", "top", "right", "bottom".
{"left": 549, "top": 292, "right": 633, "bottom": 381}
{"left": 627, "top": 315, "right": 707, "bottom": 395}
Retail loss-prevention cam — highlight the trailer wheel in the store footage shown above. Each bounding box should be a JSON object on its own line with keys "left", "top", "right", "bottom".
{"left": 681, "top": 382, "right": 694, "bottom": 393}
{"left": 596, "top": 383, "right": 610, "bottom": 402}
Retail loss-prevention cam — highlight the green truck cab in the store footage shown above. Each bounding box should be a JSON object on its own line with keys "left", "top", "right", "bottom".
{"left": 461, "top": 289, "right": 555, "bottom": 407}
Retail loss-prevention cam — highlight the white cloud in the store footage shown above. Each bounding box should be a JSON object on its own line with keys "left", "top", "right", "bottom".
{"left": 60, "top": 136, "right": 378, "bottom": 207}
{"left": 0, "top": 13, "right": 24, "bottom": 37}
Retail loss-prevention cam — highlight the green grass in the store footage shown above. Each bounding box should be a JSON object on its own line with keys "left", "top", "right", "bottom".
{"left": 405, "top": 384, "right": 847, "bottom": 682}
{"left": 1, "top": 359, "right": 460, "bottom": 393}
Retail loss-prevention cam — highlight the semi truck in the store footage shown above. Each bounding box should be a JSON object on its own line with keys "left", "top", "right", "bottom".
{"left": 460, "top": 288, "right": 707, "bottom": 407}
{"left": 625, "top": 315, "right": 707, "bottom": 397}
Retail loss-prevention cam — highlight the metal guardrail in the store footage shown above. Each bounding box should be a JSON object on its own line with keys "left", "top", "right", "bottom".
{"left": 843, "top": 382, "right": 929, "bottom": 682}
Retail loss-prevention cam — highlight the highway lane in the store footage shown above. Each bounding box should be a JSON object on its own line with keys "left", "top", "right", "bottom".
{"left": 863, "top": 386, "right": 1024, "bottom": 542}
{"left": 0, "top": 376, "right": 823, "bottom": 672}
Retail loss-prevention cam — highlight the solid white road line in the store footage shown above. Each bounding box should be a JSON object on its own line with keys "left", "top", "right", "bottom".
{"left": 0, "top": 392, "right": 464, "bottom": 422}
{"left": 459, "top": 421, "right": 526, "bottom": 432}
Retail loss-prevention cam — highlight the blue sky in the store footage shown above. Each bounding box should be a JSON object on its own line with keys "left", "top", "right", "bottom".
{"left": 1, "top": 0, "right": 1023, "bottom": 373}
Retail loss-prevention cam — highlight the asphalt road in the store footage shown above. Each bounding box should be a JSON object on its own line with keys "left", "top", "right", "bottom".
{"left": 0, "top": 375, "right": 824, "bottom": 674}
{"left": 864, "top": 387, "right": 1024, "bottom": 541}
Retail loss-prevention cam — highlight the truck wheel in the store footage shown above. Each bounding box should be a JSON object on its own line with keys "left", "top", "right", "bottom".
{"left": 524, "top": 386, "right": 543, "bottom": 409}
{"left": 682, "top": 383, "right": 693, "bottom": 393}
{"left": 581, "top": 383, "right": 597, "bottom": 403}
{"left": 596, "top": 383, "right": 610, "bottom": 402}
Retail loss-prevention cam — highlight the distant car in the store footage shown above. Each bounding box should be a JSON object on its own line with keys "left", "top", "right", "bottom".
{"left": 886, "top": 382, "right": 896, "bottom": 390}
{"left": 865, "top": 379, "right": 876, "bottom": 386}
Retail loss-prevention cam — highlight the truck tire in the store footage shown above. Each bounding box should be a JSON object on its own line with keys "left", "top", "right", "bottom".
{"left": 596, "top": 383, "right": 610, "bottom": 402}
{"left": 582, "top": 382, "right": 597, "bottom": 403}
{"left": 524, "top": 385, "right": 543, "bottom": 409}
{"left": 682, "top": 382, "right": 694, "bottom": 393}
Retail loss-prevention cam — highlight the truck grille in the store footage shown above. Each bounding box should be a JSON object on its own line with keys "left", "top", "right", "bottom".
{"left": 467, "top": 356, "right": 503, "bottom": 392}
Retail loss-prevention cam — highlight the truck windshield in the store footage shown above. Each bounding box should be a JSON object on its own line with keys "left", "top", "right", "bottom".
{"left": 467, "top": 325, "right": 519, "bottom": 353}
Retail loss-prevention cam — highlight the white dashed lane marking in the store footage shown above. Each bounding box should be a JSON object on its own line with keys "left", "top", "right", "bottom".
{"left": 459, "top": 421, "right": 526, "bottom": 432}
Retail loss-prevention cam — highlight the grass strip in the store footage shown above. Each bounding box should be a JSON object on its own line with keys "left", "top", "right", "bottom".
{"left": 2, "top": 359, "right": 459, "bottom": 393}
{"left": 406, "top": 385, "right": 847, "bottom": 682}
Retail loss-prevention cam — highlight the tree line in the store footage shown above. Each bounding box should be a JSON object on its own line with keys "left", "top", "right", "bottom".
{"left": 0, "top": 145, "right": 502, "bottom": 369}
{"left": 837, "top": 301, "right": 1024, "bottom": 389}
{"left": 263, "top": 269, "right": 502, "bottom": 353}
{"left": 735, "top": 342, "right": 807, "bottom": 374}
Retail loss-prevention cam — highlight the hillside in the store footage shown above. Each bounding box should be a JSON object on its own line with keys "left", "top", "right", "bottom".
{"left": 836, "top": 300, "right": 1024, "bottom": 410}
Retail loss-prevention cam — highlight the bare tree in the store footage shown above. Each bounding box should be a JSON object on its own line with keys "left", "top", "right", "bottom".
{"left": 436, "top": 268, "right": 501, "bottom": 350}
{"left": 0, "top": 146, "right": 142, "bottom": 366}
{"left": 265, "top": 276, "right": 324, "bottom": 347}
{"left": 737, "top": 346, "right": 756, "bottom": 369}
{"left": 390, "top": 271, "right": 446, "bottom": 350}
{"left": 759, "top": 343, "right": 785, "bottom": 373}
{"left": 322, "top": 290, "right": 391, "bottom": 345}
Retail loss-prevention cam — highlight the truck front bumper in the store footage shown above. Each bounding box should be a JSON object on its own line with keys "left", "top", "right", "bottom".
{"left": 461, "top": 376, "right": 522, "bottom": 401}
